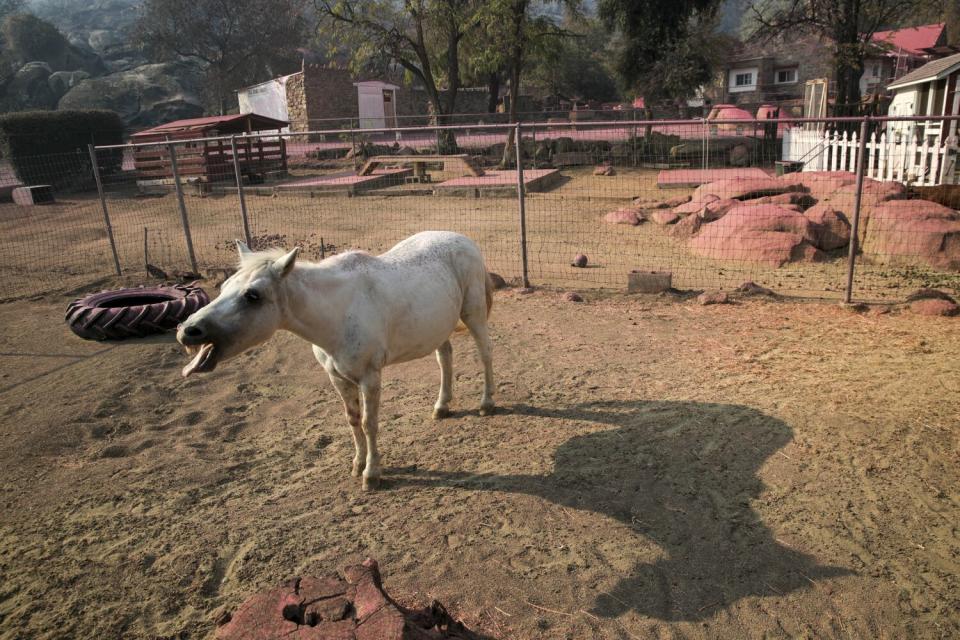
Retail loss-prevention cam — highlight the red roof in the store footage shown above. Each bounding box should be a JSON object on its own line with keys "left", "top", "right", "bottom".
{"left": 132, "top": 113, "right": 289, "bottom": 138}
{"left": 871, "top": 23, "right": 944, "bottom": 57}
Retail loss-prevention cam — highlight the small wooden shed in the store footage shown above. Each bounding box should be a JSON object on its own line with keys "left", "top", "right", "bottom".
{"left": 886, "top": 52, "right": 960, "bottom": 143}
{"left": 130, "top": 113, "right": 289, "bottom": 182}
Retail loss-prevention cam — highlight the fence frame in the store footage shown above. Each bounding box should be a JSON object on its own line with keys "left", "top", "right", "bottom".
{"left": 73, "top": 113, "right": 960, "bottom": 304}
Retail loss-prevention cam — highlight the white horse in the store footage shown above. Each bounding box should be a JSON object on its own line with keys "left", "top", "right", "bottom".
{"left": 176, "top": 231, "right": 495, "bottom": 489}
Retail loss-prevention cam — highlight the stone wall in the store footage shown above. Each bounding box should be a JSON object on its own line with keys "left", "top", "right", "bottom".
{"left": 284, "top": 71, "right": 307, "bottom": 132}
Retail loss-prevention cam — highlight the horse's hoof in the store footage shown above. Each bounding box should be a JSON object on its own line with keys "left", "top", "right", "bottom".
{"left": 362, "top": 475, "right": 381, "bottom": 491}
{"left": 479, "top": 404, "right": 495, "bottom": 416}
{"left": 433, "top": 406, "right": 451, "bottom": 420}
{"left": 352, "top": 464, "right": 364, "bottom": 477}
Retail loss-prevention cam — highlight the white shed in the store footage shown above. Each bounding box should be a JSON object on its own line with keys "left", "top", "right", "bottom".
{"left": 354, "top": 81, "right": 401, "bottom": 129}
{"left": 237, "top": 74, "right": 296, "bottom": 133}
{"left": 886, "top": 52, "right": 960, "bottom": 142}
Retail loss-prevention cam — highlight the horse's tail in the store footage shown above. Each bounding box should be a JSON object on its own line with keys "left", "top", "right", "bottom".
{"left": 454, "top": 270, "right": 493, "bottom": 333}
{"left": 484, "top": 270, "right": 494, "bottom": 317}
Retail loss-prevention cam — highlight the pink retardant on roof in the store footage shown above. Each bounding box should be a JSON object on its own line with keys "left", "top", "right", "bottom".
{"left": 657, "top": 168, "right": 770, "bottom": 187}
{"left": 439, "top": 169, "right": 557, "bottom": 186}
{"left": 278, "top": 168, "right": 409, "bottom": 187}
{"left": 133, "top": 113, "right": 290, "bottom": 137}
{"left": 872, "top": 23, "right": 944, "bottom": 56}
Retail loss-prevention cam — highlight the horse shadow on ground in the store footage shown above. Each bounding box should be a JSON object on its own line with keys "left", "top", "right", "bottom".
{"left": 391, "top": 400, "right": 850, "bottom": 622}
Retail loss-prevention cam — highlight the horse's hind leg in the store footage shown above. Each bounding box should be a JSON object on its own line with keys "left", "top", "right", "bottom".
{"left": 461, "top": 304, "right": 494, "bottom": 416}
{"left": 433, "top": 340, "right": 453, "bottom": 420}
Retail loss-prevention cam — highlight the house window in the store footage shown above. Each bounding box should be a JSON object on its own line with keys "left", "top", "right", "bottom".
{"left": 872, "top": 64, "right": 880, "bottom": 77}
{"left": 729, "top": 68, "right": 758, "bottom": 93}
{"left": 775, "top": 68, "right": 798, "bottom": 84}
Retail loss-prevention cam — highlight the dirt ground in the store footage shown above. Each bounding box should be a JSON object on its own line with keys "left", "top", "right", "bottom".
{"left": 1, "top": 283, "right": 959, "bottom": 639}
{"left": 3, "top": 167, "right": 959, "bottom": 301}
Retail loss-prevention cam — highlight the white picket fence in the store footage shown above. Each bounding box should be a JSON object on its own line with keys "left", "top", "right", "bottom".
{"left": 782, "top": 127, "right": 958, "bottom": 186}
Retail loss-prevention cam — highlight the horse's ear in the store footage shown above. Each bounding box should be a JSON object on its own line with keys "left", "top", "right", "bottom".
{"left": 273, "top": 247, "right": 299, "bottom": 278}
{"left": 236, "top": 240, "right": 253, "bottom": 258}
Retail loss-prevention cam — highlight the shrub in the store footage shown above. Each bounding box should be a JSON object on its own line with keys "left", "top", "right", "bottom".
{"left": 0, "top": 109, "right": 125, "bottom": 191}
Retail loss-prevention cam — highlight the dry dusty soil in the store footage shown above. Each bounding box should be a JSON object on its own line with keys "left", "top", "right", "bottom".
{"left": 1, "top": 285, "right": 959, "bottom": 639}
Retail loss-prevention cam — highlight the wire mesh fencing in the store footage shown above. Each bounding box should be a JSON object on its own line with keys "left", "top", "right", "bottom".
{"left": 1, "top": 115, "right": 959, "bottom": 303}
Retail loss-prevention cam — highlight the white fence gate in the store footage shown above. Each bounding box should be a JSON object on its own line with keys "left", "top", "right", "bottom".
{"left": 782, "top": 127, "right": 958, "bottom": 186}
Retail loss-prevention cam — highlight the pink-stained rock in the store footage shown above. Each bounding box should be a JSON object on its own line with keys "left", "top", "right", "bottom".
{"left": 803, "top": 204, "right": 852, "bottom": 250}
{"left": 669, "top": 211, "right": 704, "bottom": 239}
{"left": 571, "top": 253, "right": 588, "bottom": 267}
{"left": 603, "top": 207, "right": 642, "bottom": 225}
{"left": 861, "top": 199, "right": 960, "bottom": 270}
{"left": 594, "top": 164, "right": 616, "bottom": 176}
{"left": 691, "top": 177, "right": 803, "bottom": 202}
{"left": 648, "top": 209, "right": 681, "bottom": 225}
{"left": 562, "top": 291, "right": 584, "bottom": 302}
{"left": 697, "top": 291, "right": 731, "bottom": 305}
{"left": 673, "top": 193, "right": 719, "bottom": 215}
{"left": 688, "top": 204, "right": 825, "bottom": 266}
{"left": 779, "top": 171, "right": 857, "bottom": 200}
{"left": 703, "top": 197, "right": 739, "bottom": 220}
{"left": 910, "top": 299, "right": 959, "bottom": 316}
{"left": 217, "top": 559, "right": 485, "bottom": 640}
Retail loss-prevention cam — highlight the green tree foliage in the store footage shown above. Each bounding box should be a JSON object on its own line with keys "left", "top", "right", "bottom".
{"left": 315, "top": 0, "right": 484, "bottom": 151}
{"left": 525, "top": 16, "right": 621, "bottom": 104}
{"left": 598, "top": 0, "right": 727, "bottom": 101}
{"left": 134, "top": 0, "right": 309, "bottom": 114}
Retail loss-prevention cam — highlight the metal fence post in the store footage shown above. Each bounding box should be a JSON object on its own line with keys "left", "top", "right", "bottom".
{"left": 230, "top": 136, "right": 253, "bottom": 246}
{"left": 167, "top": 142, "right": 199, "bottom": 274}
{"left": 844, "top": 117, "right": 870, "bottom": 304}
{"left": 87, "top": 143, "right": 122, "bottom": 276}
{"left": 514, "top": 121, "right": 530, "bottom": 288}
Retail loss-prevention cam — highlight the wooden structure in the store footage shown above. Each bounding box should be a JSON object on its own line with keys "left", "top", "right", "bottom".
{"left": 359, "top": 154, "right": 485, "bottom": 180}
{"left": 130, "top": 114, "right": 289, "bottom": 182}
{"left": 886, "top": 52, "right": 960, "bottom": 143}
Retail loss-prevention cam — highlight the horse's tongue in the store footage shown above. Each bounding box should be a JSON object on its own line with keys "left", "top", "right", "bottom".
{"left": 182, "top": 343, "right": 212, "bottom": 377}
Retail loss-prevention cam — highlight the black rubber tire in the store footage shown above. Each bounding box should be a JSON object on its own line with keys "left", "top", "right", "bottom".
{"left": 65, "top": 283, "right": 210, "bottom": 341}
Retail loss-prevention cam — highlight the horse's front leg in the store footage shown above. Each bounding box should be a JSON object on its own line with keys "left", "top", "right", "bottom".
{"left": 326, "top": 369, "right": 365, "bottom": 477}
{"left": 433, "top": 340, "right": 453, "bottom": 420}
{"left": 359, "top": 371, "right": 382, "bottom": 490}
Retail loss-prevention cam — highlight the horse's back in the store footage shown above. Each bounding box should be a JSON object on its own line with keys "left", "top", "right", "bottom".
{"left": 381, "top": 231, "right": 483, "bottom": 269}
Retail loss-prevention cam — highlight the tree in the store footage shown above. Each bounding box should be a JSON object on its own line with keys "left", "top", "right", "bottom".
{"left": 598, "top": 0, "right": 727, "bottom": 101}
{"left": 749, "top": 0, "right": 941, "bottom": 117}
{"left": 468, "top": 0, "right": 579, "bottom": 165}
{"left": 315, "top": 0, "right": 483, "bottom": 151}
{"left": 133, "top": 0, "right": 309, "bottom": 114}
{"left": 524, "top": 15, "right": 621, "bottom": 105}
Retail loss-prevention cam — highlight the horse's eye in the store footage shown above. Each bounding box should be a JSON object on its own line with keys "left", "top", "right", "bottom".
{"left": 244, "top": 290, "right": 261, "bottom": 303}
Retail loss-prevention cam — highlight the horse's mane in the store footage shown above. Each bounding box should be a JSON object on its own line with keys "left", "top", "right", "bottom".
{"left": 237, "top": 247, "right": 289, "bottom": 272}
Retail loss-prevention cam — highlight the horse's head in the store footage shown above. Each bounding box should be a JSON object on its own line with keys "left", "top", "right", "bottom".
{"left": 177, "top": 241, "right": 299, "bottom": 377}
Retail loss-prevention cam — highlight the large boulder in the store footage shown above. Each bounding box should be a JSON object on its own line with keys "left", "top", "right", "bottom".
{"left": 779, "top": 171, "right": 857, "bottom": 200}
{"left": 689, "top": 204, "right": 824, "bottom": 266}
{"left": 3, "top": 62, "right": 58, "bottom": 110}
{"left": 803, "top": 204, "right": 852, "bottom": 250}
{"left": 58, "top": 61, "right": 205, "bottom": 127}
{"left": 692, "top": 177, "right": 804, "bottom": 202}
{"left": 47, "top": 69, "right": 91, "bottom": 99}
{"left": 861, "top": 199, "right": 960, "bottom": 270}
